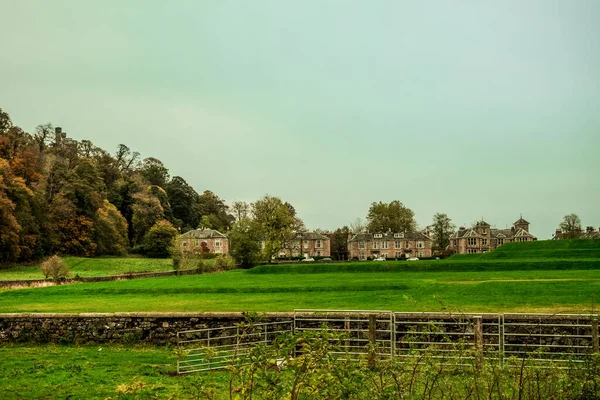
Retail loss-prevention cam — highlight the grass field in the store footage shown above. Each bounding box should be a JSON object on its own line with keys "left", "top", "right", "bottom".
{"left": 1, "top": 239, "right": 599, "bottom": 314}
{"left": 0, "top": 345, "right": 214, "bottom": 399}
{"left": 0, "top": 257, "right": 181, "bottom": 280}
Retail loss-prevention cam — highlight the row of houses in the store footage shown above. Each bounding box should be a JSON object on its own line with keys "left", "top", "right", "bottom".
{"left": 179, "top": 215, "right": 542, "bottom": 259}
{"left": 553, "top": 226, "right": 600, "bottom": 240}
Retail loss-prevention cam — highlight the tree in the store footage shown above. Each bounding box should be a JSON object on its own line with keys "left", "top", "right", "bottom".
{"left": 40, "top": 255, "right": 70, "bottom": 280}
{"left": 559, "top": 214, "right": 582, "bottom": 239}
{"left": 252, "top": 195, "right": 297, "bottom": 262}
{"left": 95, "top": 200, "right": 128, "bottom": 256}
{"left": 231, "top": 201, "right": 250, "bottom": 221}
{"left": 144, "top": 219, "right": 178, "bottom": 258}
{"left": 166, "top": 176, "right": 200, "bottom": 230}
{"left": 366, "top": 201, "right": 416, "bottom": 233}
{"left": 229, "top": 217, "right": 264, "bottom": 268}
{"left": 349, "top": 217, "right": 366, "bottom": 234}
{"left": 196, "top": 190, "right": 234, "bottom": 232}
{"left": 428, "top": 213, "right": 456, "bottom": 250}
{"left": 331, "top": 226, "right": 350, "bottom": 261}
{"left": 139, "top": 157, "right": 169, "bottom": 187}
{"left": 131, "top": 190, "right": 164, "bottom": 246}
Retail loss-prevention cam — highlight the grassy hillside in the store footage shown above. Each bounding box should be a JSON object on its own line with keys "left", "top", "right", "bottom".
{"left": 449, "top": 239, "right": 600, "bottom": 261}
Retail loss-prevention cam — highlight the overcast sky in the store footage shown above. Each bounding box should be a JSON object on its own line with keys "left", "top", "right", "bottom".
{"left": 1, "top": 0, "right": 598, "bottom": 239}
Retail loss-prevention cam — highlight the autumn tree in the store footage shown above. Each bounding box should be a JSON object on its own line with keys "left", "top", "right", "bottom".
{"left": 139, "top": 157, "right": 169, "bottom": 187}
{"left": 131, "top": 190, "right": 164, "bottom": 246}
{"left": 95, "top": 200, "right": 129, "bottom": 255}
{"left": 331, "top": 226, "right": 350, "bottom": 261}
{"left": 366, "top": 201, "right": 416, "bottom": 233}
{"left": 428, "top": 213, "right": 456, "bottom": 250}
{"left": 559, "top": 214, "right": 582, "bottom": 239}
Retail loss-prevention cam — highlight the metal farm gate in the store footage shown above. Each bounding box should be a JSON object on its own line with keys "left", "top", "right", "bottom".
{"left": 176, "top": 311, "right": 599, "bottom": 373}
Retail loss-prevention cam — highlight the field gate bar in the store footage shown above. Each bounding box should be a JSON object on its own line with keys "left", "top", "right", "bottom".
{"left": 177, "top": 311, "right": 599, "bottom": 373}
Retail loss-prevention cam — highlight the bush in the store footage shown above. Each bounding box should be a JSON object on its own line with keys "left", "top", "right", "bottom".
{"left": 214, "top": 254, "right": 235, "bottom": 271}
{"left": 40, "top": 255, "right": 70, "bottom": 281}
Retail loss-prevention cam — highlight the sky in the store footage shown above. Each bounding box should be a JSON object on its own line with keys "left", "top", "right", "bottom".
{"left": 1, "top": 0, "right": 598, "bottom": 239}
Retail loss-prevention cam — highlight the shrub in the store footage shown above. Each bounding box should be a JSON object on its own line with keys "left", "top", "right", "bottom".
{"left": 214, "top": 254, "right": 235, "bottom": 271}
{"left": 40, "top": 255, "right": 70, "bottom": 281}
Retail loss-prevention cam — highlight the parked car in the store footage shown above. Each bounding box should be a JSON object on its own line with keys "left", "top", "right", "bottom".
{"left": 407, "top": 257, "right": 419, "bottom": 261}
{"left": 374, "top": 256, "right": 386, "bottom": 261}
{"left": 318, "top": 257, "right": 332, "bottom": 263}
{"left": 301, "top": 257, "right": 315, "bottom": 262}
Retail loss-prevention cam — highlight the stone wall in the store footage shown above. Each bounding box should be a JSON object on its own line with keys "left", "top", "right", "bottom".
{"left": 0, "top": 312, "right": 292, "bottom": 345}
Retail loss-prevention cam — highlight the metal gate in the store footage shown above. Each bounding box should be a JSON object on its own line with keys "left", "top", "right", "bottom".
{"left": 176, "top": 311, "right": 599, "bottom": 373}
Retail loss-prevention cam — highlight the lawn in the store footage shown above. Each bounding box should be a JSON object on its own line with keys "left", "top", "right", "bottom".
{"left": 0, "top": 344, "right": 222, "bottom": 399}
{"left": 0, "top": 239, "right": 599, "bottom": 314}
{"left": 0, "top": 257, "right": 177, "bottom": 280}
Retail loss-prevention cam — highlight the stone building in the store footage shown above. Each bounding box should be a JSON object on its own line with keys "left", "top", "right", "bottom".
{"left": 348, "top": 231, "right": 433, "bottom": 260}
{"left": 449, "top": 217, "right": 536, "bottom": 254}
{"left": 554, "top": 226, "right": 600, "bottom": 239}
{"left": 276, "top": 232, "right": 331, "bottom": 258}
{"left": 179, "top": 228, "right": 229, "bottom": 254}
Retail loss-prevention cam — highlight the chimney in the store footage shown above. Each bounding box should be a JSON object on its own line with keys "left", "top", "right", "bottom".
{"left": 55, "top": 127, "right": 62, "bottom": 134}
{"left": 586, "top": 226, "right": 594, "bottom": 233}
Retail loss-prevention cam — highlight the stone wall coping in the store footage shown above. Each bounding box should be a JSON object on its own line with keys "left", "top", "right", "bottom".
{"left": 0, "top": 312, "right": 294, "bottom": 319}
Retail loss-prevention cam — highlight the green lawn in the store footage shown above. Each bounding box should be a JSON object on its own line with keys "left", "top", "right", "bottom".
{"left": 0, "top": 257, "right": 177, "bottom": 280}
{"left": 0, "top": 345, "right": 225, "bottom": 399}
{"left": 0, "top": 240, "right": 599, "bottom": 314}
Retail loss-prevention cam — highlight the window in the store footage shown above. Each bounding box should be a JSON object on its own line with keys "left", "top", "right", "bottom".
{"left": 468, "top": 238, "right": 477, "bottom": 246}
{"left": 394, "top": 240, "right": 401, "bottom": 249}
{"left": 482, "top": 239, "right": 488, "bottom": 246}
{"left": 405, "top": 241, "right": 410, "bottom": 248}
{"left": 359, "top": 241, "right": 365, "bottom": 249}
{"left": 316, "top": 240, "right": 322, "bottom": 248}
{"left": 381, "top": 241, "right": 388, "bottom": 249}
{"left": 360, "top": 252, "right": 366, "bottom": 260}
{"left": 373, "top": 241, "right": 378, "bottom": 249}
{"left": 195, "top": 239, "right": 200, "bottom": 247}
{"left": 498, "top": 239, "right": 504, "bottom": 245}
{"left": 394, "top": 233, "right": 404, "bottom": 238}
{"left": 382, "top": 252, "right": 388, "bottom": 258}
{"left": 317, "top": 251, "right": 321, "bottom": 257}
{"left": 418, "top": 251, "right": 423, "bottom": 258}
{"left": 482, "top": 229, "right": 487, "bottom": 234}
{"left": 215, "top": 241, "right": 221, "bottom": 247}
{"left": 395, "top": 252, "right": 402, "bottom": 258}
{"left": 417, "top": 241, "right": 423, "bottom": 248}
{"left": 374, "top": 233, "right": 383, "bottom": 238}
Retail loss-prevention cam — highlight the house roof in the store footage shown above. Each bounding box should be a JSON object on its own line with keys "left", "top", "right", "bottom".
{"left": 180, "top": 228, "right": 227, "bottom": 239}
{"left": 475, "top": 220, "right": 490, "bottom": 227}
{"left": 514, "top": 217, "right": 530, "bottom": 225}
{"left": 349, "top": 231, "right": 432, "bottom": 242}
{"left": 581, "top": 231, "right": 600, "bottom": 239}
{"left": 292, "top": 232, "right": 329, "bottom": 240}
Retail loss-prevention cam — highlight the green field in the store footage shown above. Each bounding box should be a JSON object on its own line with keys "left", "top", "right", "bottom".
{"left": 0, "top": 257, "right": 177, "bottom": 280}
{"left": 1, "top": 240, "right": 599, "bottom": 314}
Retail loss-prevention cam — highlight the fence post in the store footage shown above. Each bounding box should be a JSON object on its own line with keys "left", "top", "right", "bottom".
{"left": 369, "top": 314, "right": 377, "bottom": 369}
{"left": 592, "top": 318, "right": 599, "bottom": 354}
{"left": 344, "top": 314, "right": 350, "bottom": 353}
{"left": 474, "top": 316, "right": 483, "bottom": 369}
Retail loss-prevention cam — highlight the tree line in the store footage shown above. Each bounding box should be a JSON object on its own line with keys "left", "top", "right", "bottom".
{"left": 0, "top": 108, "right": 234, "bottom": 263}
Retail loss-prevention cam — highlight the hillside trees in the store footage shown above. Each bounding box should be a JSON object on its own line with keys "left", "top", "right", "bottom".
{"left": 366, "top": 200, "right": 416, "bottom": 233}
{"left": 0, "top": 107, "right": 233, "bottom": 262}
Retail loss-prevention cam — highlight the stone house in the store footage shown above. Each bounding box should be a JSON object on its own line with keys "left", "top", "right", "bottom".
{"left": 276, "top": 232, "right": 331, "bottom": 258}
{"left": 449, "top": 217, "right": 536, "bottom": 254}
{"left": 348, "top": 231, "right": 433, "bottom": 260}
{"left": 179, "top": 228, "right": 229, "bottom": 255}
{"left": 554, "top": 226, "right": 600, "bottom": 239}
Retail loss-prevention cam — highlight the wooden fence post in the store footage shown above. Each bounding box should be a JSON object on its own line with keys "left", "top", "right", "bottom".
{"left": 474, "top": 316, "right": 483, "bottom": 369}
{"left": 369, "top": 314, "right": 377, "bottom": 369}
{"left": 592, "top": 317, "right": 599, "bottom": 354}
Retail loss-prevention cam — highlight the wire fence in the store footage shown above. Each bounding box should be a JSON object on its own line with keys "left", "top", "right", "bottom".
{"left": 176, "top": 311, "right": 599, "bottom": 373}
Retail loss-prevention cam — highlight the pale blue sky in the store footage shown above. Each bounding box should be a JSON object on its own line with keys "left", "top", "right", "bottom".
{"left": 1, "top": 1, "right": 598, "bottom": 239}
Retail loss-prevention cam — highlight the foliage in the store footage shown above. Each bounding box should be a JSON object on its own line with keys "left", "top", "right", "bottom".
{"left": 214, "top": 254, "right": 235, "bottom": 271}
{"left": 95, "top": 200, "right": 128, "bottom": 256}
{"left": 144, "top": 219, "right": 178, "bottom": 258}
{"left": 367, "top": 200, "right": 416, "bottom": 233}
{"left": 252, "top": 195, "right": 298, "bottom": 262}
{"left": 40, "top": 255, "right": 70, "bottom": 280}
{"left": 331, "top": 226, "right": 350, "bottom": 260}
{"left": 229, "top": 217, "right": 264, "bottom": 268}
{"left": 559, "top": 213, "right": 583, "bottom": 239}
{"left": 428, "top": 212, "right": 456, "bottom": 249}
